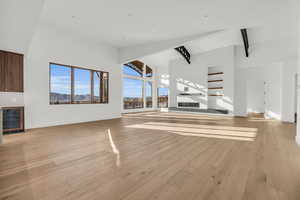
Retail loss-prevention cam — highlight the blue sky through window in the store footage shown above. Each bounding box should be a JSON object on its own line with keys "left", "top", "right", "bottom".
{"left": 74, "top": 68, "right": 91, "bottom": 95}
{"left": 50, "top": 64, "right": 71, "bottom": 94}
{"left": 123, "top": 65, "right": 142, "bottom": 77}
{"left": 123, "top": 78, "right": 143, "bottom": 98}
{"left": 158, "top": 88, "right": 168, "bottom": 96}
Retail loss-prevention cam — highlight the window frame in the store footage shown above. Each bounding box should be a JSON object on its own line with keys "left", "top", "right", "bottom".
{"left": 145, "top": 81, "right": 153, "bottom": 108}
{"left": 157, "top": 87, "right": 169, "bottom": 108}
{"left": 72, "top": 67, "right": 92, "bottom": 104}
{"left": 122, "top": 61, "right": 154, "bottom": 111}
{"left": 49, "top": 62, "right": 109, "bottom": 105}
{"left": 123, "top": 78, "right": 145, "bottom": 109}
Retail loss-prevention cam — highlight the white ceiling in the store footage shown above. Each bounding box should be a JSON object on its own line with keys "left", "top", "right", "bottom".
{"left": 140, "top": 21, "right": 298, "bottom": 68}
{"left": 0, "top": 0, "right": 45, "bottom": 53}
{"left": 0, "top": 0, "right": 297, "bottom": 64}
{"left": 40, "top": 0, "right": 294, "bottom": 48}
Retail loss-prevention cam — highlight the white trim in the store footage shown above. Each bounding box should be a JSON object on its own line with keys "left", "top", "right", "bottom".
{"left": 296, "top": 136, "right": 300, "bottom": 147}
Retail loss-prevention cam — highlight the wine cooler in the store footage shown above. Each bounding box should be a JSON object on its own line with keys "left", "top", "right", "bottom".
{"left": 2, "top": 107, "right": 24, "bottom": 134}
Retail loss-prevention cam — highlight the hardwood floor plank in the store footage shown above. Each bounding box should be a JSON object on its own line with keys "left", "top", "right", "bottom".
{"left": 0, "top": 112, "right": 300, "bottom": 200}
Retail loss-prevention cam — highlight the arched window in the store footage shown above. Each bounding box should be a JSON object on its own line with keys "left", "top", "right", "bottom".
{"left": 123, "top": 60, "right": 144, "bottom": 77}
{"left": 123, "top": 60, "right": 154, "bottom": 110}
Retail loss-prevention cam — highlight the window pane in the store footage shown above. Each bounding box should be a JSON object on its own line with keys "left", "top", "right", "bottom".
{"left": 50, "top": 64, "right": 71, "bottom": 104}
{"left": 123, "top": 78, "right": 143, "bottom": 109}
{"left": 123, "top": 60, "right": 144, "bottom": 77}
{"left": 102, "top": 72, "right": 109, "bottom": 103}
{"left": 158, "top": 88, "right": 168, "bottom": 108}
{"left": 74, "top": 68, "right": 91, "bottom": 103}
{"left": 93, "top": 71, "right": 101, "bottom": 103}
{"left": 146, "top": 81, "right": 152, "bottom": 108}
{"left": 146, "top": 66, "right": 153, "bottom": 77}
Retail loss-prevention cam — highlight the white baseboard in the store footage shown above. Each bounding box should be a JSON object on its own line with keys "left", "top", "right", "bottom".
{"left": 296, "top": 136, "right": 300, "bottom": 147}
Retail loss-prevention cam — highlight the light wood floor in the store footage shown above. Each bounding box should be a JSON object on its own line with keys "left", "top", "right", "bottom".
{"left": 1, "top": 112, "right": 300, "bottom": 200}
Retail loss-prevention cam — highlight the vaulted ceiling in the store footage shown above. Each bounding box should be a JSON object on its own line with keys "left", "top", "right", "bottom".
{"left": 40, "top": 0, "right": 294, "bottom": 48}
{"left": 0, "top": 0, "right": 297, "bottom": 63}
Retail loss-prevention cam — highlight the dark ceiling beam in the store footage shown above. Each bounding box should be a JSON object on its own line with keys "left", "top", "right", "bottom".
{"left": 175, "top": 46, "right": 191, "bottom": 64}
{"left": 241, "top": 28, "right": 249, "bottom": 57}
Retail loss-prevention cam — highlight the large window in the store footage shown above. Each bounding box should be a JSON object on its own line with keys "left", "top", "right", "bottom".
{"left": 50, "top": 63, "right": 109, "bottom": 104}
{"left": 123, "top": 60, "right": 153, "bottom": 110}
{"left": 158, "top": 88, "right": 168, "bottom": 108}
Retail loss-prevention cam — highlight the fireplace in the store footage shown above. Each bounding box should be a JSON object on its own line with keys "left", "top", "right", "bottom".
{"left": 177, "top": 93, "right": 202, "bottom": 109}
{"left": 178, "top": 102, "right": 199, "bottom": 108}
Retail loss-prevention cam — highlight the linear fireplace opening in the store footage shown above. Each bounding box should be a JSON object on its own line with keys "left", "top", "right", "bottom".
{"left": 178, "top": 102, "right": 200, "bottom": 108}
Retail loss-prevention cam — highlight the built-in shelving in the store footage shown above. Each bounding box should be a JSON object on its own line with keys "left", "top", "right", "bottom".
{"left": 208, "top": 72, "right": 223, "bottom": 76}
{"left": 207, "top": 68, "right": 224, "bottom": 99}
{"left": 208, "top": 94, "right": 224, "bottom": 97}
{"left": 208, "top": 87, "right": 223, "bottom": 90}
{"left": 208, "top": 79, "right": 223, "bottom": 83}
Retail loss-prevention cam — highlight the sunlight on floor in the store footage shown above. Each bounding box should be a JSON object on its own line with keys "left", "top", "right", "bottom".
{"left": 124, "top": 112, "right": 232, "bottom": 120}
{"left": 126, "top": 122, "right": 258, "bottom": 142}
{"left": 144, "top": 122, "right": 257, "bottom": 132}
{"left": 107, "top": 129, "right": 121, "bottom": 167}
{"left": 169, "top": 131, "right": 255, "bottom": 141}
{"left": 122, "top": 113, "right": 234, "bottom": 125}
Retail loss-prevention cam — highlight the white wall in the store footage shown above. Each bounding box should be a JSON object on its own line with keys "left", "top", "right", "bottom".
{"left": 246, "top": 79, "right": 265, "bottom": 113}
{"left": 235, "top": 42, "right": 297, "bottom": 121}
{"left": 169, "top": 46, "right": 235, "bottom": 113}
{"left": 0, "top": 0, "right": 45, "bottom": 54}
{"left": 296, "top": 20, "right": 300, "bottom": 146}
{"left": 281, "top": 60, "right": 297, "bottom": 122}
{"left": 24, "top": 24, "right": 121, "bottom": 129}
{"left": 234, "top": 67, "right": 247, "bottom": 116}
{"left": 0, "top": 92, "right": 24, "bottom": 107}
{"left": 245, "top": 65, "right": 282, "bottom": 120}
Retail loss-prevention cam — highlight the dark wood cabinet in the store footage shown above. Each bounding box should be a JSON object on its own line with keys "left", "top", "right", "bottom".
{"left": 2, "top": 107, "right": 24, "bottom": 134}
{"left": 0, "top": 50, "right": 24, "bottom": 92}
{"left": 0, "top": 51, "right": 6, "bottom": 92}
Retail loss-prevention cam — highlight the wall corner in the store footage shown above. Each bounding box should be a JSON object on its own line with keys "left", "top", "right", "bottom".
{"left": 296, "top": 136, "right": 300, "bottom": 147}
